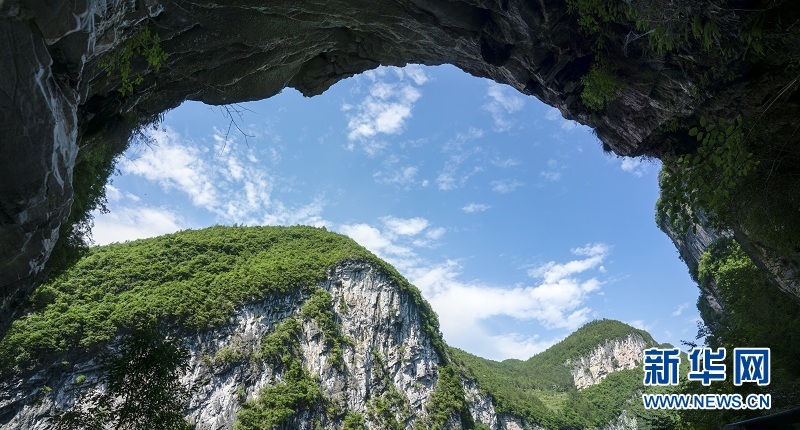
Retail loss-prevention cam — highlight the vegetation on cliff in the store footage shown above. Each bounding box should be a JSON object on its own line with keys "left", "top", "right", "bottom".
{"left": 449, "top": 319, "right": 675, "bottom": 428}
{"left": 56, "top": 327, "right": 192, "bottom": 430}
{"left": 1, "top": 225, "right": 443, "bottom": 373}
{"left": 678, "top": 238, "right": 800, "bottom": 427}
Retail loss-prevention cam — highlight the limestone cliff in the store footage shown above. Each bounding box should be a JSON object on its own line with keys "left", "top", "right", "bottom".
{"left": 568, "top": 333, "right": 651, "bottom": 390}
{"left": 657, "top": 211, "right": 729, "bottom": 318}
{"left": 0, "top": 262, "right": 465, "bottom": 429}
{"left": 0, "top": 250, "right": 662, "bottom": 429}
{"left": 3, "top": 0, "right": 800, "bottom": 336}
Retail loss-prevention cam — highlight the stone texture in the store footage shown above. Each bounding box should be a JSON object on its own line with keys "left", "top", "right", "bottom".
{"left": 1, "top": 0, "right": 799, "bottom": 340}
{"left": 0, "top": 261, "right": 655, "bottom": 428}
{"left": 569, "top": 333, "right": 651, "bottom": 390}
{"left": 0, "top": 262, "right": 444, "bottom": 429}
{"left": 658, "top": 211, "right": 731, "bottom": 317}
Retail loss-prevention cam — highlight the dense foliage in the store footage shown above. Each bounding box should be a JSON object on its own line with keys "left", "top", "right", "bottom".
{"left": 300, "top": 289, "right": 354, "bottom": 369}
{"left": 234, "top": 359, "right": 323, "bottom": 430}
{"left": 679, "top": 238, "right": 800, "bottom": 427}
{"left": 1, "top": 226, "right": 443, "bottom": 372}
{"left": 450, "top": 319, "right": 662, "bottom": 428}
{"left": 258, "top": 316, "right": 303, "bottom": 368}
{"left": 46, "top": 139, "right": 119, "bottom": 277}
{"left": 416, "top": 365, "right": 476, "bottom": 429}
{"left": 56, "top": 328, "right": 192, "bottom": 430}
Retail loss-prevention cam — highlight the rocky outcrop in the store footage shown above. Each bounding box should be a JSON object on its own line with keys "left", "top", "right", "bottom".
{"left": 0, "top": 262, "right": 445, "bottom": 429}
{"left": 599, "top": 410, "right": 638, "bottom": 430}
{"left": 3, "top": 0, "right": 800, "bottom": 335}
{"left": 657, "top": 211, "right": 730, "bottom": 316}
{"left": 568, "top": 333, "right": 650, "bottom": 390}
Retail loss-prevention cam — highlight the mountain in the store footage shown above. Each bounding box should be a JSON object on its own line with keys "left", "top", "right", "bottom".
{"left": 449, "top": 320, "right": 681, "bottom": 429}
{"left": 0, "top": 226, "right": 672, "bottom": 429}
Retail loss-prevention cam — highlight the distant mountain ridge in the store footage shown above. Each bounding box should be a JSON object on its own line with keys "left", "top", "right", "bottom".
{"left": 0, "top": 226, "right": 677, "bottom": 429}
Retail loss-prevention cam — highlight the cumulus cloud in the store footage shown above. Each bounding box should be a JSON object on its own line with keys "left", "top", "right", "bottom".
{"left": 343, "top": 65, "right": 428, "bottom": 155}
{"left": 484, "top": 82, "right": 525, "bottom": 132}
{"left": 382, "top": 216, "right": 430, "bottom": 236}
{"left": 462, "top": 203, "right": 491, "bottom": 213}
{"left": 409, "top": 242, "right": 609, "bottom": 360}
{"left": 120, "top": 128, "right": 219, "bottom": 209}
{"left": 91, "top": 191, "right": 185, "bottom": 246}
{"left": 337, "top": 216, "right": 611, "bottom": 360}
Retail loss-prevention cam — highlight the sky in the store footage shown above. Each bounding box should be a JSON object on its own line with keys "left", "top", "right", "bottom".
{"left": 92, "top": 64, "right": 702, "bottom": 361}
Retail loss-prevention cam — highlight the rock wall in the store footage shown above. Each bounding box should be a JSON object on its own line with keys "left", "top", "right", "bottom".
{"left": 657, "top": 211, "right": 730, "bottom": 317}
{"left": 2, "top": 0, "right": 799, "bottom": 340}
{"left": 569, "top": 333, "right": 651, "bottom": 390}
{"left": 0, "top": 262, "right": 445, "bottom": 429}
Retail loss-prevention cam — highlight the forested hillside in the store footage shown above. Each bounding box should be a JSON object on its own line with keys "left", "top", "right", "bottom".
{"left": 450, "top": 320, "right": 681, "bottom": 429}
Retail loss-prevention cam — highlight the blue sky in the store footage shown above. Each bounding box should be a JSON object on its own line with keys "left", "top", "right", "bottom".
{"left": 93, "top": 64, "right": 701, "bottom": 361}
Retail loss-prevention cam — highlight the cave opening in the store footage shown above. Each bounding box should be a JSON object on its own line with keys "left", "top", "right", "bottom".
{"left": 93, "top": 64, "right": 700, "bottom": 361}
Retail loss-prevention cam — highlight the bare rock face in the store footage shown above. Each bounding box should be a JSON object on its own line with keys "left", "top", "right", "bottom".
{"left": 657, "top": 211, "right": 730, "bottom": 317}
{"left": 1, "top": 0, "right": 799, "bottom": 335}
{"left": 569, "top": 333, "right": 651, "bottom": 390}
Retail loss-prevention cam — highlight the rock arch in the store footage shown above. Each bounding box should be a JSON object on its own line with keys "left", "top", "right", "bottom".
{"left": 1, "top": 0, "right": 798, "bottom": 334}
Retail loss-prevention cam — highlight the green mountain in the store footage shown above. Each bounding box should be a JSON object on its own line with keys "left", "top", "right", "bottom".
{"left": 0, "top": 226, "right": 694, "bottom": 429}
{"left": 450, "top": 320, "right": 683, "bottom": 429}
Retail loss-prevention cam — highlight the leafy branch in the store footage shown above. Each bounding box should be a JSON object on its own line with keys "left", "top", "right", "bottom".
{"left": 100, "top": 26, "right": 167, "bottom": 96}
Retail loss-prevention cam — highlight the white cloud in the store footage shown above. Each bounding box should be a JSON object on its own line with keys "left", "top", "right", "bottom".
{"left": 393, "top": 64, "right": 429, "bottom": 85}
{"left": 619, "top": 156, "right": 651, "bottom": 177}
{"left": 483, "top": 82, "right": 525, "bottom": 132}
{"left": 672, "top": 303, "right": 690, "bottom": 317}
{"left": 628, "top": 319, "right": 653, "bottom": 332}
{"left": 462, "top": 203, "right": 491, "bottom": 213}
{"left": 411, "top": 245, "right": 609, "bottom": 359}
{"left": 381, "top": 216, "right": 429, "bottom": 236}
{"left": 425, "top": 227, "right": 446, "bottom": 240}
{"left": 259, "top": 195, "right": 329, "bottom": 228}
{"left": 105, "top": 184, "right": 122, "bottom": 202}
{"left": 343, "top": 66, "right": 428, "bottom": 154}
{"left": 337, "top": 217, "right": 611, "bottom": 360}
{"left": 374, "top": 165, "right": 420, "bottom": 187}
{"left": 120, "top": 128, "right": 219, "bottom": 209}
{"left": 529, "top": 243, "right": 609, "bottom": 283}
{"left": 491, "top": 179, "right": 523, "bottom": 194}
{"left": 492, "top": 157, "right": 520, "bottom": 168}
{"left": 92, "top": 204, "right": 185, "bottom": 246}
{"left": 122, "top": 126, "right": 329, "bottom": 227}
{"left": 338, "top": 223, "right": 414, "bottom": 258}
{"left": 435, "top": 128, "right": 486, "bottom": 191}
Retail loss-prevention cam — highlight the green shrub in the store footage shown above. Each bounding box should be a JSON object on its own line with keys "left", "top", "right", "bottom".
{"left": 56, "top": 327, "right": 192, "bottom": 430}
{"left": 580, "top": 63, "right": 623, "bottom": 111}
{"left": 342, "top": 412, "right": 366, "bottom": 430}
{"left": 100, "top": 25, "right": 168, "bottom": 96}
{"left": 301, "top": 289, "right": 353, "bottom": 370}
{"left": 658, "top": 116, "right": 757, "bottom": 233}
{"left": 234, "top": 359, "right": 323, "bottom": 430}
